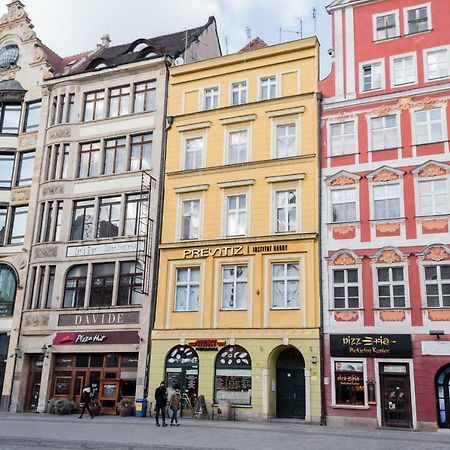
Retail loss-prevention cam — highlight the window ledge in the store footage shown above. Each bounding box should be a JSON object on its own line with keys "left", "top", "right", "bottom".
{"left": 373, "top": 36, "right": 401, "bottom": 44}
{"left": 415, "top": 214, "right": 450, "bottom": 220}
{"left": 404, "top": 29, "right": 433, "bottom": 38}
{"left": 329, "top": 308, "right": 364, "bottom": 312}
{"left": 218, "top": 179, "right": 255, "bottom": 189}
{"left": 414, "top": 140, "right": 448, "bottom": 147}
{"left": 74, "top": 170, "right": 151, "bottom": 183}
{"left": 368, "top": 146, "right": 402, "bottom": 152}
{"left": 266, "top": 173, "right": 305, "bottom": 183}
{"left": 173, "top": 184, "right": 209, "bottom": 194}
{"left": 220, "top": 308, "right": 248, "bottom": 312}
{"left": 327, "top": 152, "right": 359, "bottom": 158}
{"left": 373, "top": 307, "right": 410, "bottom": 311}
{"left": 369, "top": 217, "right": 405, "bottom": 223}
{"left": 327, "top": 221, "right": 361, "bottom": 226}
{"left": 270, "top": 307, "right": 301, "bottom": 311}
{"left": 219, "top": 114, "right": 257, "bottom": 125}
{"left": 330, "top": 404, "right": 370, "bottom": 410}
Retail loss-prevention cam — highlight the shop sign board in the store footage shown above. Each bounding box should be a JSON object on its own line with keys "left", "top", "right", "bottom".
{"left": 187, "top": 339, "right": 226, "bottom": 351}
{"left": 183, "top": 244, "right": 289, "bottom": 259}
{"left": 66, "top": 241, "right": 141, "bottom": 257}
{"left": 53, "top": 331, "right": 140, "bottom": 346}
{"left": 58, "top": 311, "right": 140, "bottom": 327}
{"left": 330, "top": 334, "right": 412, "bottom": 358}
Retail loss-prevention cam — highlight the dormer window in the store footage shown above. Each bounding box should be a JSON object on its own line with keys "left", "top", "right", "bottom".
{"left": 133, "top": 43, "right": 148, "bottom": 53}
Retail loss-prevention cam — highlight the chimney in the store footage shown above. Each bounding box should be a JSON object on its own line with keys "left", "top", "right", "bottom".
{"left": 97, "top": 34, "right": 111, "bottom": 50}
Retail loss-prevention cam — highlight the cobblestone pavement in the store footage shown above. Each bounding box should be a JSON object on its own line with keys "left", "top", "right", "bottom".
{"left": 0, "top": 413, "right": 450, "bottom": 450}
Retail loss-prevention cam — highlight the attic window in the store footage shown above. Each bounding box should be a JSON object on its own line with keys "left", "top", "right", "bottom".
{"left": 88, "top": 59, "right": 107, "bottom": 70}
{"left": 133, "top": 43, "right": 148, "bottom": 53}
{"left": 67, "top": 59, "right": 78, "bottom": 67}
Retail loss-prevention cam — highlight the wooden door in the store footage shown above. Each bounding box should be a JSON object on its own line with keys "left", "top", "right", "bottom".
{"left": 381, "top": 374, "right": 412, "bottom": 428}
{"left": 276, "top": 368, "right": 305, "bottom": 419}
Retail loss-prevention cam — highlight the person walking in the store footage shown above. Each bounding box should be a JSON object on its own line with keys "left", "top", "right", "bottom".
{"left": 169, "top": 389, "right": 181, "bottom": 426}
{"left": 78, "top": 386, "right": 94, "bottom": 419}
{"left": 154, "top": 381, "right": 167, "bottom": 427}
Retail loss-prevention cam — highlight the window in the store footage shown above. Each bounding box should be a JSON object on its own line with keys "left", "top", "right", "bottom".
{"left": 117, "top": 261, "right": 142, "bottom": 306}
{"left": 203, "top": 87, "right": 219, "bottom": 110}
{"left": 133, "top": 80, "right": 156, "bottom": 113}
{"left": 370, "top": 115, "right": 398, "bottom": 150}
{"left": 418, "top": 179, "right": 448, "bottom": 216}
{"left": 97, "top": 196, "right": 121, "bottom": 238}
{"left": 1, "top": 104, "right": 21, "bottom": 134}
{"left": 0, "top": 152, "right": 15, "bottom": 188}
{"left": 334, "top": 361, "right": 365, "bottom": 406}
{"left": 78, "top": 142, "right": 100, "bottom": 178}
{"left": 426, "top": 48, "right": 449, "bottom": 81}
{"left": 227, "top": 130, "right": 248, "bottom": 164}
{"left": 108, "top": 86, "right": 130, "bottom": 117}
{"left": 29, "top": 265, "right": 56, "bottom": 309}
{"left": 414, "top": 108, "right": 444, "bottom": 144}
{"left": 184, "top": 137, "right": 203, "bottom": 170}
{"left": 90, "top": 263, "right": 115, "bottom": 307}
{"left": 45, "top": 144, "right": 69, "bottom": 181}
{"left": 231, "top": 81, "right": 247, "bottom": 106}
{"left": 23, "top": 101, "right": 41, "bottom": 132}
{"left": 63, "top": 265, "right": 87, "bottom": 308}
{"left": 83, "top": 90, "right": 105, "bottom": 121}
{"left": 226, "top": 194, "right": 247, "bottom": 236}
{"left": 392, "top": 55, "right": 416, "bottom": 86}
{"left": 361, "top": 61, "right": 383, "bottom": 91}
{"left": 425, "top": 265, "right": 450, "bottom": 307}
{"left": 180, "top": 199, "right": 200, "bottom": 240}
{"left": 260, "top": 76, "right": 277, "bottom": 100}
{"left": 221, "top": 265, "right": 247, "bottom": 310}
{"left": 406, "top": 5, "right": 430, "bottom": 35}
{"left": 49, "top": 96, "right": 57, "bottom": 126}
{"left": 272, "top": 262, "right": 299, "bottom": 308}
{"left": 16, "top": 151, "right": 35, "bottom": 186}
{"left": 329, "top": 121, "right": 356, "bottom": 156}
{"left": 332, "top": 268, "right": 359, "bottom": 309}
{"left": 45, "top": 266, "right": 56, "bottom": 309}
{"left": 104, "top": 137, "right": 127, "bottom": 175}
{"left": 372, "top": 183, "right": 401, "bottom": 219}
{"left": 125, "top": 194, "right": 142, "bottom": 236}
{"left": 0, "top": 264, "right": 17, "bottom": 317}
{"left": 71, "top": 199, "right": 95, "bottom": 240}
{"left": 377, "top": 267, "right": 406, "bottom": 308}
{"left": 375, "top": 13, "right": 398, "bottom": 40}
{"left": 0, "top": 206, "right": 6, "bottom": 244}
{"left": 331, "top": 188, "right": 357, "bottom": 223}
{"left": 275, "top": 123, "right": 297, "bottom": 157}
{"left": 42, "top": 202, "right": 56, "bottom": 242}
{"left": 56, "top": 94, "right": 65, "bottom": 124}
{"left": 275, "top": 190, "right": 297, "bottom": 232}
{"left": 8, "top": 205, "right": 28, "bottom": 244}
{"left": 130, "top": 133, "right": 152, "bottom": 171}
{"left": 175, "top": 267, "right": 200, "bottom": 311}
{"left": 54, "top": 202, "right": 63, "bottom": 241}
{"left": 66, "top": 93, "right": 75, "bottom": 123}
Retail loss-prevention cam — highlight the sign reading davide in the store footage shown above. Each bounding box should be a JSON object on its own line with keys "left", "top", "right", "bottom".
{"left": 53, "top": 331, "right": 140, "bottom": 346}
{"left": 58, "top": 311, "right": 139, "bottom": 327}
{"left": 330, "top": 334, "right": 412, "bottom": 358}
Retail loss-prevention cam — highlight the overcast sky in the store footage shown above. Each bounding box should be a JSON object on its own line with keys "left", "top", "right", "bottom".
{"left": 6, "top": 0, "right": 333, "bottom": 77}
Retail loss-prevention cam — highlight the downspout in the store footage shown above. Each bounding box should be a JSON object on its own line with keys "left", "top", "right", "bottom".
{"left": 144, "top": 55, "right": 172, "bottom": 397}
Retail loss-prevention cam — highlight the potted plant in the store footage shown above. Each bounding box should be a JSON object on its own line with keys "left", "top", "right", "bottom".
{"left": 52, "top": 398, "right": 75, "bottom": 415}
{"left": 117, "top": 398, "right": 134, "bottom": 417}
{"left": 90, "top": 399, "right": 102, "bottom": 416}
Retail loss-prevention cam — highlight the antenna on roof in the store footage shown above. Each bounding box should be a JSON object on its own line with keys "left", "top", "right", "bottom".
{"left": 245, "top": 27, "right": 251, "bottom": 51}
{"left": 225, "top": 36, "right": 229, "bottom": 55}
{"left": 184, "top": 29, "right": 189, "bottom": 62}
{"left": 278, "top": 17, "right": 302, "bottom": 43}
{"left": 312, "top": 8, "right": 317, "bottom": 36}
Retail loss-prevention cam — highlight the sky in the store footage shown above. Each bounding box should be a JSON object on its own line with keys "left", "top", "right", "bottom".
{"left": 4, "top": 0, "right": 333, "bottom": 77}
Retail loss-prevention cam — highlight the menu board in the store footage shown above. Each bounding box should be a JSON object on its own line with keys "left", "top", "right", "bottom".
{"left": 166, "top": 371, "right": 182, "bottom": 391}
{"left": 186, "top": 374, "right": 198, "bottom": 391}
{"left": 101, "top": 381, "right": 118, "bottom": 400}
{"left": 54, "top": 377, "right": 71, "bottom": 396}
{"left": 215, "top": 374, "right": 251, "bottom": 405}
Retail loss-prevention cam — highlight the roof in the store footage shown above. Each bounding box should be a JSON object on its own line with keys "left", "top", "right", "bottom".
{"left": 55, "top": 16, "right": 216, "bottom": 76}
{"left": 239, "top": 37, "right": 268, "bottom": 53}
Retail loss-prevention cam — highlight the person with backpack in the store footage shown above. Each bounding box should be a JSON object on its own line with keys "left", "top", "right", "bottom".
{"left": 169, "top": 389, "right": 181, "bottom": 426}
{"left": 78, "top": 385, "right": 94, "bottom": 419}
{"left": 154, "top": 381, "right": 168, "bottom": 427}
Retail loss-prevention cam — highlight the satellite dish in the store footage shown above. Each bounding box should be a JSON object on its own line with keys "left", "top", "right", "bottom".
{"left": 174, "top": 57, "right": 184, "bottom": 66}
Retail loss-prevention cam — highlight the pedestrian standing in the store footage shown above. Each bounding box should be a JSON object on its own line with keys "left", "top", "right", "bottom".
{"left": 78, "top": 386, "right": 94, "bottom": 419}
{"left": 169, "top": 389, "right": 181, "bottom": 426}
{"left": 154, "top": 381, "right": 168, "bottom": 427}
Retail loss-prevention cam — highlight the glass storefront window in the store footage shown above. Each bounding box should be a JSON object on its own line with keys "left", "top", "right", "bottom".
{"left": 0, "top": 264, "right": 17, "bottom": 317}
{"left": 334, "top": 361, "right": 365, "bottom": 406}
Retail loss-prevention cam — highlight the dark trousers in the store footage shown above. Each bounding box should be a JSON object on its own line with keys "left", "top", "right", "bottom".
{"left": 155, "top": 403, "right": 166, "bottom": 423}
{"left": 79, "top": 402, "right": 93, "bottom": 418}
{"left": 170, "top": 408, "right": 178, "bottom": 424}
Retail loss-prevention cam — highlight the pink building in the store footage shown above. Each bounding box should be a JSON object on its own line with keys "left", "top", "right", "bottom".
{"left": 321, "top": 0, "right": 450, "bottom": 430}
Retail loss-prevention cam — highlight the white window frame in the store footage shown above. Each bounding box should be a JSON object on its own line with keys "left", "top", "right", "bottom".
{"left": 329, "top": 186, "right": 359, "bottom": 224}
{"left": 178, "top": 197, "right": 202, "bottom": 241}
{"left": 412, "top": 106, "right": 447, "bottom": 146}
{"left": 331, "top": 358, "right": 368, "bottom": 408}
{"left": 225, "top": 192, "right": 248, "bottom": 237}
{"left": 220, "top": 264, "right": 248, "bottom": 311}
{"left": 203, "top": 86, "right": 220, "bottom": 110}
{"left": 329, "top": 265, "right": 361, "bottom": 310}
{"left": 390, "top": 52, "right": 418, "bottom": 87}
{"left": 424, "top": 45, "right": 450, "bottom": 82}
{"left": 328, "top": 119, "right": 358, "bottom": 157}
{"left": 225, "top": 127, "right": 250, "bottom": 165}
{"left": 372, "top": 10, "right": 400, "bottom": 42}
{"left": 273, "top": 120, "right": 299, "bottom": 158}
{"left": 359, "top": 58, "right": 385, "bottom": 93}
{"left": 182, "top": 134, "right": 205, "bottom": 170}
{"left": 416, "top": 176, "right": 449, "bottom": 216}
{"left": 273, "top": 188, "right": 299, "bottom": 233}
{"left": 258, "top": 75, "right": 278, "bottom": 101}
{"left": 174, "top": 266, "right": 200, "bottom": 312}
{"left": 421, "top": 262, "right": 450, "bottom": 308}
{"left": 373, "top": 264, "right": 409, "bottom": 309}
{"left": 230, "top": 80, "right": 248, "bottom": 106}
{"left": 271, "top": 261, "right": 301, "bottom": 310}
{"left": 370, "top": 180, "right": 403, "bottom": 221}
{"left": 368, "top": 113, "right": 400, "bottom": 151}
{"left": 404, "top": 2, "right": 432, "bottom": 36}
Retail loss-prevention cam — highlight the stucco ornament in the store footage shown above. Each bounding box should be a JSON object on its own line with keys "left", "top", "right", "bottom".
{"left": 333, "top": 252, "right": 357, "bottom": 266}
{"left": 425, "top": 246, "right": 450, "bottom": 262}
{"left": 417, "top": 163, "right": 447, "bottom": 178}
{"left": 1, "top": 1, "right": 26, "bottom": 24}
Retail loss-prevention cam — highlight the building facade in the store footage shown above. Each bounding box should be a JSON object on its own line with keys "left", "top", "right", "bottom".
{"left": 6, "top": 8, "right": 220, "bottom": 413}
{"left": 321, "top": 0, "right": 450, "bottom": 430}
{"left": 149, "top": 38, "right": 321, "bottom": 421}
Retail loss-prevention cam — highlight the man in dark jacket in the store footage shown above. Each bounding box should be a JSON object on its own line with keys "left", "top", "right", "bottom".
{"left": 154, "top": 382, "right": 167, "bottom": 427}
{"left": 78, "top": 386, "right": 94, "bottom": 419}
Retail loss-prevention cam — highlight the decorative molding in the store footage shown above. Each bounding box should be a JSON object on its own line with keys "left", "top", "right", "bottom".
{"left": 417, "top": 163, "right": 447, "bottom": 178}
{"left": 368, "top": 167, "right": 403, "bottom": 182}
{"left": 0, "top": 69, "right": 18, "bottom": 82}
{"left": 0, "top": 1, "right": 27, "bottom": 24}
{"left": 217, "top": 179, "right": 255, "bottom": 189}
{"left": 375, "top": 223, "right": 401, "bottom": 234}
{"left": 19, "top": 133, "right": 37, "bottom": 149}
{"left": 422, "top": 219, "right": 448, "bottom": 232}
{"left": 334, "top": 310, "right": 359, "bottom": 322}
{"left": 33, "top": 44, "right": 45, "bottom": 64}
{"left": 329, "top": 252, "right": 357, "bottom": 266}
{"left": 265, "top": 173, "right": 305, "bottom": 183}
{"left": 428, "top": 310, "right": 450, "bottom": 322}
{"left": 330, "top": 176, "right": 356, "bottom": 186}
{"left": 220, "top": 114, "right": 257, "bottom": 125}
{"left": 11, "top": 188, "right": 30, "bottom": 203}
{"left": 333, "top": 225, "right": 355, "bottom": 235}
{"left": 15, "top": 256, "right": 26, "bottom": 270}
{"left": 423, "top": 246, "right": 450, "bottom": 262}
{"left": 379, "top": 310, "right": 406, "bottom": 322}
{"left": 176, "top": 121, "right": 212, "bottom": 132}
{"left": 366, "top": 96, "right": 446, "bottom": 117}
{"left": 23, "top": 313, "right": 50, "bottom": 328}
{"left": 34, "top": 246, "right": 58, "bottom": 259}
{"left": 329, "top": 111, "right": 355, "bottom": 122}
{"left": 266, "top": 106, "right": 305, "bottom": 118}
{"left": 41, "top": 185, "right": 64, "bottom": 197}
{"left": 173, "top": 184, "right": 209, "bottom": 194}
{"left": 48, "top": 127, "right": 71, "bottom": 140}
{"left": 371, "top": 247, "right": 406, "bottom": 264}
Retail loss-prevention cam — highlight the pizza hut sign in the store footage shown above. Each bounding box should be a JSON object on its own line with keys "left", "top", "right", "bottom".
{"left": 53, "top": 331, "right": 140, "bottom": 346}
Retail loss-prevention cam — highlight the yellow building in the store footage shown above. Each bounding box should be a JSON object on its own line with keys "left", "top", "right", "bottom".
{"left": 150, "top": 38, "right": 321, "bottom": 421}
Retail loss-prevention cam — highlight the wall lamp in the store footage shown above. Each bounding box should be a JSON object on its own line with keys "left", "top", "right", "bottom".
{"left": 430, "top": 330, "right": 445, "bottom": 340}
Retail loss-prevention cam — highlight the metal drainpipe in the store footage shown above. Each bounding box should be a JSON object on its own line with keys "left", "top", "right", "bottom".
{"left": 144, "top": 55, "right": 172, "bottom": 398}
{"left": 317, "top": 90, "right": 327, "bottom": 426}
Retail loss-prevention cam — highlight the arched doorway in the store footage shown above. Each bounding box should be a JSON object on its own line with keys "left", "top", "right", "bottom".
{"left": 276, "top": 347, "right": 305, "bottom": 418}
{"left": 436, "top": 365, "right": 450, "bottom": 428}
{"left": 0, "top": 264, "right": 17, "bottom": 317}
{"left": 165, "top": 345, "right": 199, "bottom": 411}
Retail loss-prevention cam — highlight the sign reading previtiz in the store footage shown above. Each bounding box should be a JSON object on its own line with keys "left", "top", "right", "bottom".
{"left": 330, "top": 334, "right": 412, "bottom": 358}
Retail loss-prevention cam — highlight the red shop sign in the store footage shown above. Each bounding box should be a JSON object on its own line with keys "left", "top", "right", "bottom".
{"left": 53, "top": 331, "right": 140, "bottom": 346}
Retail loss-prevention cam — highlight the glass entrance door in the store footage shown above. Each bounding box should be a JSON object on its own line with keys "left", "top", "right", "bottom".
{"left": 436, "top": 365, "right": 450, "bottom": 428}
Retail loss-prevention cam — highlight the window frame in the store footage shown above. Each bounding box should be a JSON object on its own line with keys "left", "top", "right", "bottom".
{"left": 329, "top": 186, "right": 359, "bottom": 224}
{"left": 23, "top": 100, "right": 41, "bottom": 132}
{"left": 416, "top": 176, "right": 449, "bottom": 217}
{"left": 373, "top": 264, "right": 408, "bottom": 309}
{"left": 421, "top": 262, "right": 450, "bottom": 308}
{"left": 78, "top": 141, "right": 101, "bottom": 178}
{"left": 182, "top": 134, "right": 205, "bottom": 171}
{"left": 7, "top": 205, "right": 28, "bottom": 245}
{"left": 179, "top": 197, "right": 202, "bottom": 241}
{"left": 108, "top": 85, "right": 130, "bottom": 118}
{"left": 225, "top": 127, "right": 250, "bottom": 165}
{"left": 372, "top": 10, "right": 400, "bottom": 42}
{"left": 0, "top": 103, "right": 21, "bottom": 135}
{"left": 412, "top": 106, "right": 446, "bottom": 145}
{"left": 390, "top": 52, "right": 418, "bottom": 87}
{"left": 259, "top": 75, "right": 278, "bottom": 101}
{"left": 230, "top": 80, "right": 248, "bottom": 106}
{"left": 174, "top": 266, "right": 200, "bottom": 312}
{"left": 331, "top": 358, "right": 368, "bottom": 408}
{"left": 273, "top": 187, "right": 299, "bottom": 233}
{"left": 370, "top": 180, "right": 403, "bottom": 221}
{"left": 273, "top": 120, "right": 299, "bottom": 158}
{"left": 270, "top": 261, "right": 301, "bottom": 310}
{"left": 424, "top": 45, "right": 450, "bottom": 82}
{"left": 15, "top": 150, "right": 35, "bottom": 187}
{"left": 83, "top": 90, "right": 105, "bottom": 122}
{"left": 329, "top": 266, "right": 361, "bottom": 310}
{"left": 225, "top": 192, "right": 248, "bottom": 237}
{"left": 220, "top": 264, "right": 248, "bottom": 311}
{"left": 404, "top": 2, "right": 432, "bottom": 36}
{"left": 133, "top": 80, "right": 156, "bottom": 113}
{"left": 368, "top": 113, "right": 400, "bottom": 151}
{"left": 203, "top": 86, "right": 220, "bottom": 111}
{"left": 328, "top": 119, "right": 358, "bottom": 157}
{"left": 359, "top": 59, "right": 385, "bottom": 93}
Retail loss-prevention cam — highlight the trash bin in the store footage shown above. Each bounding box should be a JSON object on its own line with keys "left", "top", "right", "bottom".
{"left": 135, "top": 398, "right": 147, "bottom": 417}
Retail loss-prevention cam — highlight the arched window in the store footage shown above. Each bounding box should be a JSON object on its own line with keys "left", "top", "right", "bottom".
{"left": 133, "top": 43, "right": 148, "bottom": 53}
{"left": 0, "top": 264, "right": 17, "bottom": 316}
{"left": 436, "top": 365, "right": 450, "bottom": 428}
{"left": 87, "top": 59, "right": 107, "bottom": 71}
{"left": 63, "top": 265, "right": 87, "bottom": 308}
{"left": 215, "top": 345, "right": 252, "bottom": 405}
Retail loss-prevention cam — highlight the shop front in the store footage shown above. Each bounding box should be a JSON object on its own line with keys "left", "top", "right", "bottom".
{"left": 0, "top": 334, "right": 9, "bottom": 398}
